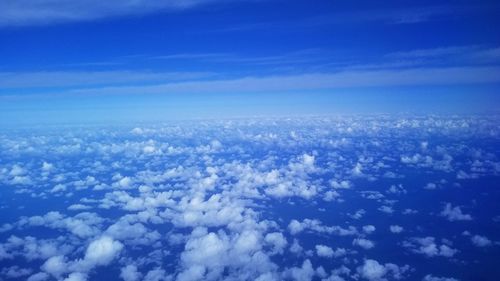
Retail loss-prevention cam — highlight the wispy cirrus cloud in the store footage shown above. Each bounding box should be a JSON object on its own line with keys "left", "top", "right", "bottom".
{"left": 0, "top": 0, "right": 236, "bottom": 27}
{"left": 10, "top": 66, "right": 496, "bottom": 98}
{"left": 214, "top": 5, "right": 484, "bottom": 33}
{"left": 1, "top": 63, "right": 500, "bottom": 99}
{"left": 0, "top": 70, "right": 215, "bottom": 88}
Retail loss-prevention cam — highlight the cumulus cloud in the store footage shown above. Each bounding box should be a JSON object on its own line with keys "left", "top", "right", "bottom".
{"left": 422, "top": 275, "right": 459, "bottom": 281}
{"left": 470, "top": 235, "right": 492, "bottom": 247}
{"left": 283, "top": 259, "right": 315, "bottom": 281}
{"left": 120, "top": 265, "right": 142, "bottom": 281}
{"left": 288, "top": 219, "right": 357, "bottom": 236}
{"left": 363, "top": 225, "right": 376, "bottom": 234}
{"left": 83, "top": 236, "right": 123, "bottom": 267}
{"left": 63, "top": 272, "right": 88, "bottom": 281}
{"left": 353, "top": 238, "right": 375, "bottom": 249}
{"left": 440, "top": 203, "right": 472, "bottom": 221}
{"left": 357, "top": 259, "right": 409, "bottom": 281}
{"left": 18, "top": 211, "right": 104, "bottom": 238}
{"left": 389, "top": 225, "right": 403, "bottom": 233}
{"left": 403, "top": 237, "right": 457, "bottom": 257}
{"left": 315, "top": 245, "right": 334, "bottom": 258}
{"left": 1, "top": 115, "right": 498, "bottom": 281}
{"left": 41, "top": 255, "right": 67, "bottom": 277}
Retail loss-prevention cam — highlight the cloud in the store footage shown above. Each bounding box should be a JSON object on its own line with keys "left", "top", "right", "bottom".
{"left": 0, "top": 71, "right": 214, "bottom": 88}
{"left": 422, "top": 275, "right": 459, "bottom": 281}
{"left": 0, "top": 0, "right": 232, "bottom": 27}
{"left": 27, "top": 272, "right": 50, "bottom": 281}
{"left": 353, "top": 238, "right": 375, "bottom": 250}
{"left": 7, "top": 66, "right": 499, "bottom": 100}
{"left": 440, "top": 203, "right": 472, "bottom": 221}
{"left": 18, "top": 211, "right": 104, "bottom": 238}
{"left": 470, "top": 235, "right": 492, "bottom": 247}
{"left": 389, "top": 225, "right": 403, "bottom": 233}
{"left": 63, "top": 272, "right": 88, "bottom": 281}
{"left": 83, "top": 236, "right": 123, "bottom": 267}
{"left": 120, "top": 265, "right": 142, "bottom": 281}
{"left": 403, "top": 237, "right": 457, "bottom": 258}
{"left": 363, "top": 225, "right": 376, "bottom": 234}
{"left": 357, "top": 259, "right": 409, "bottom": 281}
{"left": 283, "top": 259, "right": 315, "bottom": 281}
{"left": 41, "top": 255, "right": 67, "bottom": 278}
{"left": 315, "top": 245, "right": 334, "bottom": 258}
{"left": 288, "top": 219, "right": 358, "bottom": 236}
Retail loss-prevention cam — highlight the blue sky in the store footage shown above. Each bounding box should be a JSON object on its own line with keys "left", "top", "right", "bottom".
{"left": 1, "top": 0, "right": 500, "bottom": 124}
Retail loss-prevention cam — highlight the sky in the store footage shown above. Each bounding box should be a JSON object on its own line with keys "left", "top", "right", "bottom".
{"left": 1, "top": 0, "right": 500, "bottom": 124}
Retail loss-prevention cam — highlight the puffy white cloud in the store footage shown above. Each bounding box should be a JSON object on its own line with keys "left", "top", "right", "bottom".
{"left": 289, "top": 239, "right": 303, "bottom": 255}
{"left": 27, "top": 272, "right": 50, "bottom": 281}
{"left": 424, "top": 183, "right": 437, "bottom": 190}
{"left": 440, "top": 203, "right": 472, "bottom": 221}
{"left": 353, "top": 238, "right": 375, "bottom": 249}
{"left": 357, "top": 259, "right": 386, "bottom": 281}
{"left": 288, "top": 220, "right": 305, "bottom": 235}
{"left": 67, "top": 204, "right": 92, "bottom": 211}
{"left": 363, "top": 225, "right": 376, "bottom": 234}
{"left": 389, "top": 225, "right": 403, "bottom": 233}
{"left": 63, "top": 272, "right": 87, "bottom": 281}
{"left": 1, "top": 115, "right": 498, "bottom": 281}
{"left": 0, "top": 235, "right": 73, "bottom": 261}
{"left": 177, "top": 228, "right": 277, "bottom": 281}
{"left": 288, "top": 219, "right": 357, "bottom": 236}
{"left": 470, "top": 235, "right": 492, "bottom": 247}
{"left": 1, "top": 266, "right": 32, "bottom": 279}
{"left": 403, "top": 237, "right": 457, "bottom": 257}
{"left": 19, "top": 211, "right": 104, "bottom": 238}
{"left": 83, "top": 236, "right": 123, "bottom": 266}
{"left": 42, "top": 162, "right": 54, "bottom": 172}
{"left": 378, "top": 205, "right": 394, "bottom": 214}
{"left": 315, "top": 245, "right": 334, "bottom": 258}
{"left": 330, "top": 180, "right": 352, "bottom": 189}
{"left": 283, "top": 259, "right": 315, "bottom": 281}
{"left": 357, "top": 259, "right": 409, "bottom": 281}
{"left": 422, "top": 275, "right": 459, "bottom": 281}
{"left": 264, "top": 232, "right": 287, "bottom": 255}
{"left": 120, "top": 265, "right": 142, "bottom": 281}
{"left": 41, "top": 255, "right": 67, "bottom": 277}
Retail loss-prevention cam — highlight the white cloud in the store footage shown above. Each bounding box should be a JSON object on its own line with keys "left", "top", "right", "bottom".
{"left": 424, "top": 183, "right": 437, "bottom": 190}
{"left": 41, "top": 255, "right": 67, "bottom": 277}
{"left": 315, "top": 245, "right": 334, "bottom": 258}
{"left": 363, "top": 225, "right": 376, "bottom": 234}
{"left": 264, "top": 232, "right": 287, "bottom": 255}
{"left": 357, "top": 259, "right": 409, "bottom": 281}
{"left": 353, "top": 238, "right": 375, "bottom": 249}
{"left": 0, "top": 1, "right": 232, "bottom": 26}
{"left": 422, "top": 275, "right": 459, "bottom": 281}
{"left": 27, "top": 272, "right": 50, "bottom": 281}
{"left": 389, "top": 225, "right": 403, "bottom": 233}
{"left": 63, "top": 272, "right": 87, "bottom": 281}
{"left": 440, "top": 203, "right": 472, "bottom": 221}
{"left": 83, "top": 236, "right": 123, "bottom": 267}
{"left": 330, "top": 180, "right": 352, "bottom": 189}
{"left": 19, "top": 211, "right": 104, "bottom": 238}
{"left": 288, "top": 219, "right": 357, "bottom": 236}
{"left": 470, "top": 235, "right": 492, "bottom": 247}
{"left": 404, "top": 237, "right": 457, "bottom": 258}
{"left": 120, "top": 265, "right": 142, "bottom": 281}
{"left": 21, "top": 66, "right": 500, "bottom": 99}
{"left": 283, "top": 259, "right": 315, "bottom": 281}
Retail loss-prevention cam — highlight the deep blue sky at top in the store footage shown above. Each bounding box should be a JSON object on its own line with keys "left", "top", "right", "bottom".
{"left": 1, "top": 0, "right": 500, "bottom": 124}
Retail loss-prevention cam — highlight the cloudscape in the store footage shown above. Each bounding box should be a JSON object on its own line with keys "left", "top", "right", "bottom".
{"left": 0, "top": 1, "right": 499, "bottom": 281}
